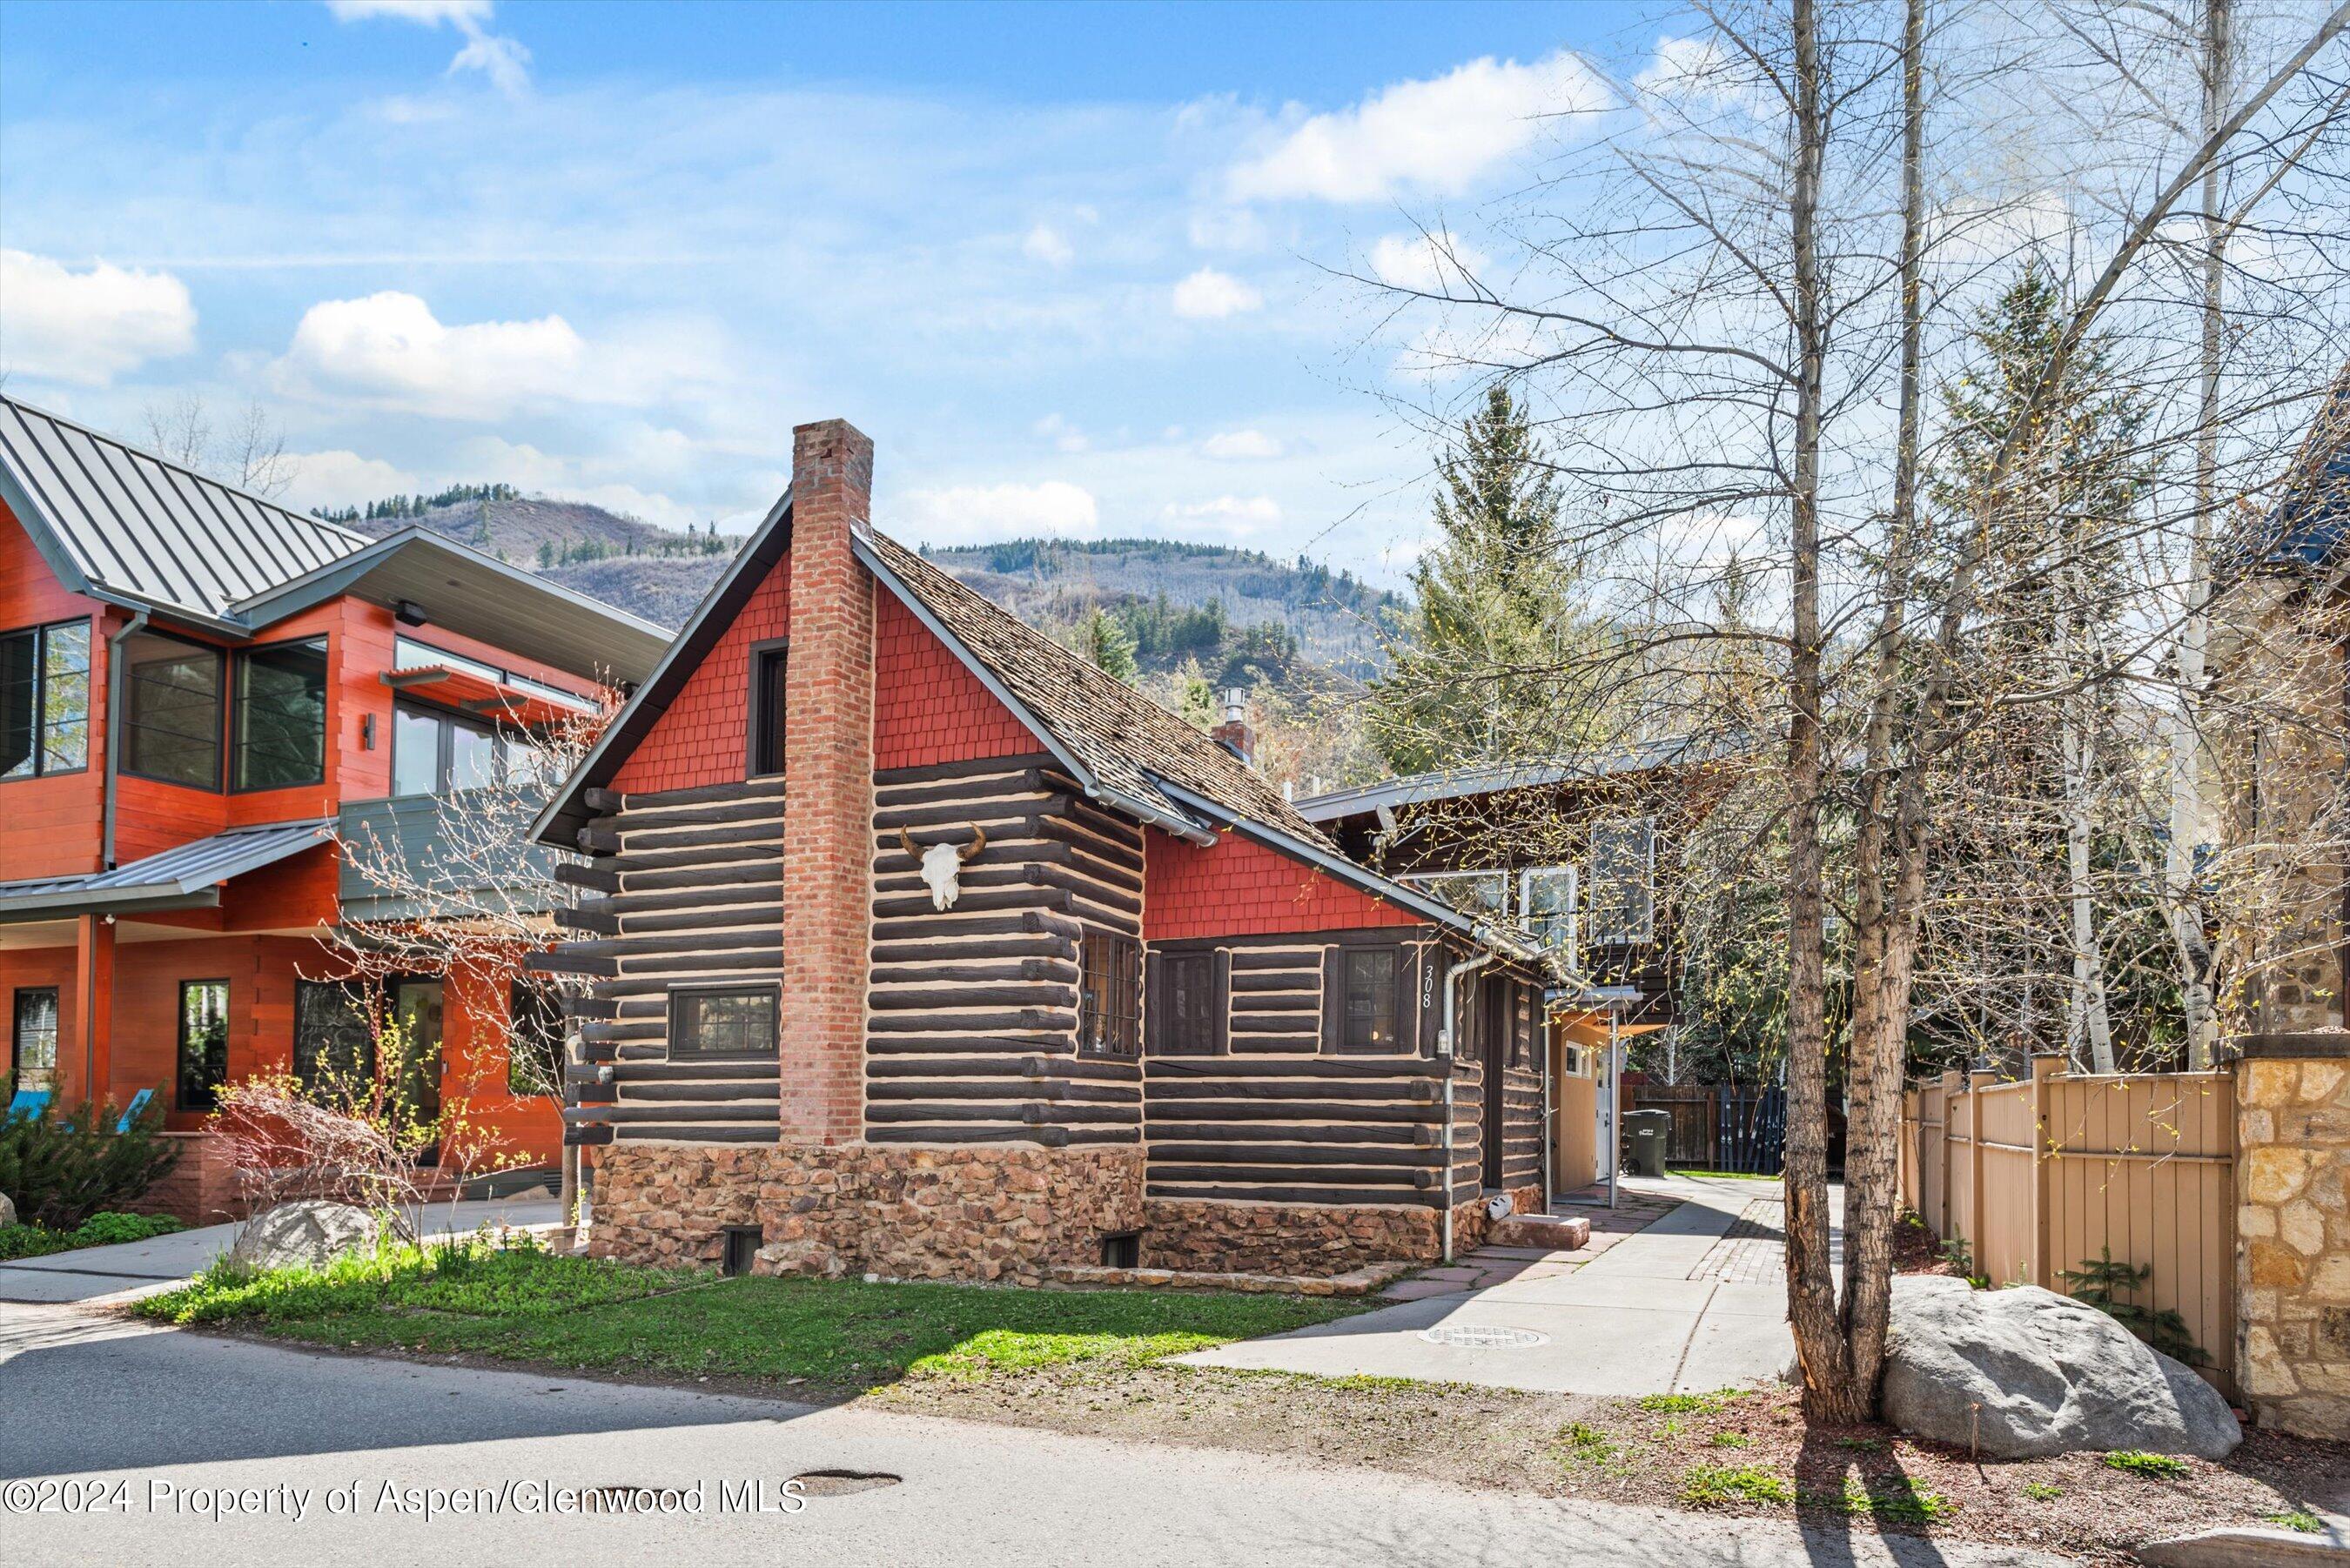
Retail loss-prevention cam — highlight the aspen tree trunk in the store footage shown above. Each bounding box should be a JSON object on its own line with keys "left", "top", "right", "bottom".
{"left": 2171, "top": 0, "right": 2231, "bottom": 1071}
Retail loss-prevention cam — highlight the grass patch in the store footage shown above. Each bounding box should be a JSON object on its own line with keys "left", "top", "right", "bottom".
{"left": 1637, "top": 1388, "right": 1749, "bottom": 1416}
{"left": 1835, "top": 1435, "right": 1886, "bottom": 1454}
{"left": 0, "top": 1210, "right": 185, "bottom": 1262}
{"left": 2023, "top": 1481, "right": 2065, "bottom": 1502}
{"left": 2269, "top": 1510, "right": 2326, "bottom": 1534}
{"left": 2102, "top": 1451, "right": 2192, "bottom": 1480}
{"left": 1559, "top": 1421, "right": 1622, "bottom": 1468}
{"left": 134, "top": 1237, "right": 1363, "bottom": 1395}
{"left": 1668, "top": 1169, "right": 1781, "bottom": 1182}
{"left": 1681, "top": 1462, "right": 1794, "bottom": 1507}
{"left": 1791, "top": 1476, "right": 1955, "bottom": 1525}
{"left": 1708, "top": 1431, "right": 1751, "bottom": 1448}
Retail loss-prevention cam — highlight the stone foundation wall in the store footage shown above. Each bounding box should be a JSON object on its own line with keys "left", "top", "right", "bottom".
{"left": 1140, "top": 1184, "right": 1548, "bottom": 1276}
{"left": 2236, "top": 1045, "right": 2350, "bottom": 1439}
{"left": 589, "top": 1141, "right": 1145, "bottom": 1286}
{"left": 128, "top": 1132, "right": 243, "bottom": 1226}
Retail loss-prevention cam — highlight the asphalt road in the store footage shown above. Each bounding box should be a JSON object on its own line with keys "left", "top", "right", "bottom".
{"left": 0, "top": 1302, "right": 2071, "bottom": 1568}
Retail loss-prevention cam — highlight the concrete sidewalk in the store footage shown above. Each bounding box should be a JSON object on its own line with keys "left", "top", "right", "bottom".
{"left": 1175, "top": 1176, "right": 1820, "bottom": 1396}
{"left": 0, "top": 1195, "right": 562, "bottom": 1305}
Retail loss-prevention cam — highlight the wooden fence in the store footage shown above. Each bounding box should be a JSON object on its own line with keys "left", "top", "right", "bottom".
{"left": 1898, "top": 1058, "right": 2237, "bottom": 1397}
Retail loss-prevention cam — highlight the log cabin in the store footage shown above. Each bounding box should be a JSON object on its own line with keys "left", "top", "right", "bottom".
{"left": 534, "top": 419, "right": 1559, "bottom": 1281}
{"left": 0, "top": 395, "right": 666, "bottom": 1216}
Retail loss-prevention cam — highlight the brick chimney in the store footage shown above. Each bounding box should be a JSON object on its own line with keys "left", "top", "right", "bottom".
{"left": 779, "top": 419, "right": 876, "bottom": 1144}
{"left": 1211, "top": 684, "right": 1255, "bottom": 767}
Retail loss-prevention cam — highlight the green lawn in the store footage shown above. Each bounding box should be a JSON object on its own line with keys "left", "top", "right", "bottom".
{"left": 134, "top": 1239, "right": 1365, "bottom": 1395}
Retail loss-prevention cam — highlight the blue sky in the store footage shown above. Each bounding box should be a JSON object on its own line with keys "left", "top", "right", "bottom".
{"left": 0, "top": 0, "right": 1659, "bottom": 582}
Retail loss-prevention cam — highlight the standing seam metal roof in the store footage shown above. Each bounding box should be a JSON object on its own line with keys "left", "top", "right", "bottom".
{"left": 0, "top": 819, "right": 333, "bottom": 916}
{"left": 0, "top": 396, "right": 371, "bottom": 622}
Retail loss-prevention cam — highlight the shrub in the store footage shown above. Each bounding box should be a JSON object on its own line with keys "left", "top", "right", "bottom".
{"left": 0, "top": 1097, "right": 178, "bottom": 1230}
{"left": 0, "top": 1210, "right": 186, "bottom": 1261}
{"left": 2058, "top": 1249, "right": 2200, "bottom": 1364}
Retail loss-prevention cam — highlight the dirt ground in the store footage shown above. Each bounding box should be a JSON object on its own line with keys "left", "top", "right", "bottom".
{"left": 870, "top": 1359, "right": 2350, "bottom": 1565}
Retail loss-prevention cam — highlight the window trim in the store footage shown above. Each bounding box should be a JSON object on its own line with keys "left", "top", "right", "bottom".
{"left": 116, "top": 626, "right": 226, "bottom": 791}
{"left": 1077, "top": 929, "right": 1142, "bottom": 1057}
{"left": 0, "top": 618, "right": 95, "bottom": 783}
{"left": 1334, "top": 943, "right": 1405, "bottom": 1054}
{"left": 230, "top": 634, "right": 330, "bottom": 794}
{"left": 175, "top": 978, "right": 231, "bottom": 1112}
{"left": 746, "top": 637, "right": 790, "bottom": 779}
{"left": 389, "top": 696, "right": 501, "bottom": 799}
{"left": 666, "top": 982, "right": 780, "bottom": 1062}
{"left": 1586, "top": 816, "right": 1657, "bottom": 946}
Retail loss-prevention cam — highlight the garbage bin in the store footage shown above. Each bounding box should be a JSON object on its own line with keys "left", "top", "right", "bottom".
{"left": 1622, "top": 1109, "right": 1674, "bottom": 1177}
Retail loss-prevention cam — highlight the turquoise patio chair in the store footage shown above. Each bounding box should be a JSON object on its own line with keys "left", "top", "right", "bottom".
{"left": 5, "top": 1088, "right": 50, "bottom": 1122}
{"left": 115, "top": 1088, "right": 154, "bottom": 1132}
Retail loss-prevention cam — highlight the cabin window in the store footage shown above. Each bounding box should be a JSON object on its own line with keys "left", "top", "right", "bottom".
{"left": 749, "top": 642, "right": 789, "bottom": 776}
{"left": 1519, "top": 865, "right": 1577, "bottom": 955}
{"left": 392, "top": 700, "right": 502, "bottom": 797}
{"left": 176, "top": 979, "right": 229, "bottom": 1112}
{"left": 669, "top": 986, "right": 777, "bottom": 1060}
{"left": 507, "top": 978, "right": 566, "bottom": 1096}
{"left": 1587, "top": 817, "right": 1656, "bottom": 945}
{"left": 233, "top": 637, "right": 328, "bottom": 791}
{"left": 10, "top": 988, "right": 58, "bottom": 1097}
{"left": 0, "top": 620, "right": 90, "bottom": 781}
{"left": 120, "top": 628, "right": 221, "bottom": 788}
{"left": 1078, "top": 931, "right": 1141, "bottom": 1056}
{"left": 1152, "top": 950, "right": 1222, "bottom": 1055}
{"left": 292, "top": 980, "right": 374, "bottom": 1095}
{"left": 1340, "top": 947, "right": 1400, "bottom": 1052}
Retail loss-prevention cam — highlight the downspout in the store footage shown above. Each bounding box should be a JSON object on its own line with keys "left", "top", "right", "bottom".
{"left": 1437, "top": 948, "right": 1497, "bottom": 1263}
{"left": 101, "top": 609, "right": 148, "bottom": 870}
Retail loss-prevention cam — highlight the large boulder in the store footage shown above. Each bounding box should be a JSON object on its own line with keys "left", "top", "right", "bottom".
{"left": 227, "top": 1201, "right": 385, "bottom": 1272}
{"left": 0, "top": 1190, "right": 15, "bottom": 1228}
{"left": 1883, "top": 1274, "right": 2239, "bottom": 1459}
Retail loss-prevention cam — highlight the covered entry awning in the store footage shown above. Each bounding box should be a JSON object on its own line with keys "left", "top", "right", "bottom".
{"left": 0, "top": 819, "right": 333, "bottom": 922}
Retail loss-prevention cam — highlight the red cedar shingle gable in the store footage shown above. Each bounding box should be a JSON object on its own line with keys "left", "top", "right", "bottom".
{"left": 1144, "top": 828, "right": 1425, "bottom": 942}
{"left": 612, "top": 553, "right": 791, "bottom": 793}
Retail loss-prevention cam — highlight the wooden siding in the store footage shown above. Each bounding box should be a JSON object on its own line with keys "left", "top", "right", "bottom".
{"left": 863, "top": 754, "right": 1143, "bottom": 1147}
{"left": 556, "top": 778, "right": 786, "bottom": 1144}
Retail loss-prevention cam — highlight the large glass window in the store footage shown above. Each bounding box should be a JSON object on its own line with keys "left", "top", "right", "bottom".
{"left": 507, "top": 978, "right": 566, "bottom": 1096}
{"left": 233, "top": 638, "right": 327, "bottom": 790}
{"left": 1587, "top": 818, "right": 1657, "bottom": 945}
{"left": 1340, "top": 947, "right": 1400, "bottom": 1052}
{"left": 750, "top": 644, "right": 788, "bottom": 776}
{"left": 1152, "top": 950, "right": 1221, "bottom": 1055}
{"left": 177, "top": 980, "right": 229, "bottom": 1111}
{"left": 10, "top": 988, "right": 58, "bottom": 1098}
{"left": 1520, "top": 865, "right": 1578, "bottom": 955}
{"left": 1078, "top": 931, "right": 1142, "bottom": 1056}
{"left": 0, "top": 620, "right": 91, "bottom": 781}
{"left": 668, "top": 987, "right": 777, "bottom": 1060}
{"left": 120, "top": 629, "right": 223, "bottom": 787}
{"left": 292, "top": 981, "right": 374, "bottom": 1095}
{"left": 392, "top": 700, "right": 500, "bottom": 797}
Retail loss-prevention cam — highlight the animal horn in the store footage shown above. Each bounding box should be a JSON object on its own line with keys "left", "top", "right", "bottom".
{"left": 957, "top": 823, "right": 988, "bottom": 861}
{"left": 896, "top": 824, "right": 920, "bottom": 861}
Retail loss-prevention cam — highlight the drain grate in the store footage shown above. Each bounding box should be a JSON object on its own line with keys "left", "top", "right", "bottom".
{"left": 790, "top": 1469, "right": 903, "bottom": 1498}
{"left": 1419, "top": 1323, "right": 1548, "bottom": 1350}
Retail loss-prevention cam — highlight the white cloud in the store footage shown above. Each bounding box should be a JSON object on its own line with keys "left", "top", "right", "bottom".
{"left": 1187, "top": 208, "right": 1268, "bottom": 252}
{"left": 899, "top": 480, "right": 1099, "bottom": 545}
{"left": 0, "top": 250, "right": 196, "bottom": 385}
{"left": 279, "top": 448, "right": 421, "bottom": 513}
{"left": 1022, "top": 223, "right": 1074, "bottom": 267}
{"left": 1162, "top": 494, "right": 1281, "bottom": 538}
{"left": 1635, "top": 36, "right": 1773, "bottom": 117}
{"left": 1200, "top": 428, "right": 1282, "bottom": 460}
{"left": 325, "top": 0, "right": 529, "bottom": 98}
{"left": 1172, "top": 267, "right": 1262, "bottom": 320}
{"left": 1369, "top": 231, "right": 1488, "bottom": 293}
{"left": 1033, "top": 412, "right": 1088, "bottom": 453}
{"left": 272, "top": 291, "right": 592, "bottom": 417}
{"left": 1227, "top": 52, "right": 1608, "bottom": 204}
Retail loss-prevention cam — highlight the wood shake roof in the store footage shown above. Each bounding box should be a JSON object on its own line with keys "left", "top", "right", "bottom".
{"left": 860, "top": 530, "right": 1331, "bottom": 848}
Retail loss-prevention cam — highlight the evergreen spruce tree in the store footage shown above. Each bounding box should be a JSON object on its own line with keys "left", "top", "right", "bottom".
{"left": 1366, "top": 383, "right": 1587, "bottom": 772}
{"left": 1076, "top": 606, "right": 1139, "bottom": 685}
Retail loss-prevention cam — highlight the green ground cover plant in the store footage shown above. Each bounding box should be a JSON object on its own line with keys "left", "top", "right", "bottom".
{"left": 0, "top": 1210, "right": 185, "bottom": 1261}
{"left": 1680, "top": 1462, "right": 1795, "bottom": 1506}
{"left": 2102, "top": 1451, "right": 2192, "bottom": 1479}
{"left": 136, "top": 1238, "right": 1364, "bottom": 1395}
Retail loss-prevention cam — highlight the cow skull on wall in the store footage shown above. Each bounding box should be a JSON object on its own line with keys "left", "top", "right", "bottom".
{"left": 897, "top": 823, "right": 988, "bottom": 910}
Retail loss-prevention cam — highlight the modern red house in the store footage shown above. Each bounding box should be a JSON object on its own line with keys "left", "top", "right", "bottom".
{"left": 537, "top": 419, "right": 1558, "bottom": 1282}
{"left": 0, "top": 396, "right": 666, "bottom": 1216}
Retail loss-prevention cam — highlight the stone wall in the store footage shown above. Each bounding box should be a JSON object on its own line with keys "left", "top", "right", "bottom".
{"left": 590, "top": 1140, "right": 1144, "bottom": 1286}
{"left": 128, "top": 1132, "right": 243, "bottom": 1225}
{"left": 1140, "top": 1183, "right": 1545, "bottom": 1276}
{"left": 2235, "top": 1043, "right": 2350, "bottom": 1438}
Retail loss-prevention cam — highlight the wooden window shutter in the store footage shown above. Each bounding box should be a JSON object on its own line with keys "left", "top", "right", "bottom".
{"left": 1212, "top": 948, "right": 1232, "bottom": 1055}
{"left": 1319, "top": 946, "right": 1344, "bottom": 1055}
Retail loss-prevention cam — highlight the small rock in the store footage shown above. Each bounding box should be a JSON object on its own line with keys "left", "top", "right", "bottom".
{"left": 1882, "top": 1275, "right": 2240, "bottom": 1459}
{"left": 226, "top": 1200, "right": 385, "bottom": 1272}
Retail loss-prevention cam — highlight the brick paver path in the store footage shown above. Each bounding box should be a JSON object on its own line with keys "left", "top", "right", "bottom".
{"left": 1687, "top": 1198, "right": 1786, "bottom": 1283}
